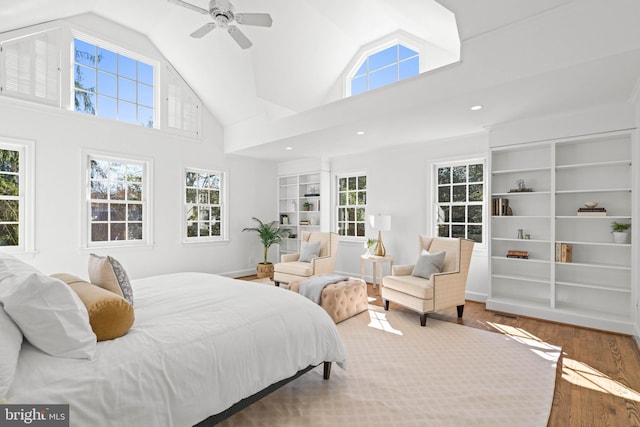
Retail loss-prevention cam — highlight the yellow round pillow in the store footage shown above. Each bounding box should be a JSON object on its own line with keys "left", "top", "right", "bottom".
{"left": 51, "top": 273, "right": 134, "bottom": 341}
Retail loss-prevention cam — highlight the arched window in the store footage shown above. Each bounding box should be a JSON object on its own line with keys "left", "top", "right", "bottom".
{"left": 350, "top": 44, "right": 419, "bottom": 96}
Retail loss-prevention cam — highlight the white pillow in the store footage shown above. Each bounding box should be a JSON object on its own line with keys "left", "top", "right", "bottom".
{"left": 0, "top": 253, "right": 96, "bottom": 359}
{"left": 0, "top": 306, "right": 22, "bottom": 401}
{"left": 299, "top": 240, "right": 321, "bottom": 263}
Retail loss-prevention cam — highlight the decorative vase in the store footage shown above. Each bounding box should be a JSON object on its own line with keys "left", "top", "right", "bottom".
{"left": 612, "top": 232, "right": 629, "bottom": 244}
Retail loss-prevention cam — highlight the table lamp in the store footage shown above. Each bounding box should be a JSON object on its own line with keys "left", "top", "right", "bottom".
{"left": 369, "top": 214, "right": 391, "bottom": 256}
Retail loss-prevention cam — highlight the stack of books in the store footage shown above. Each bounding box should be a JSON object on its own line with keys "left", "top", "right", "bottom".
{"left": 506, "top": 250, "right": 529, "bottom": 259}
{"left": 492, "top": 198, "right": 511, "bottom": 216}
{"left": 577, "top": 207, "right": 606, "bottom": 216}
{"left": 555, "top": 243, "right": 573, "bottom": 262}
{"left": 299, "top": 220, "right": 311, "bottom": 225}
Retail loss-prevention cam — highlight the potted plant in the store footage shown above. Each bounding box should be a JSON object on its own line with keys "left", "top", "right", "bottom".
{"left": 303, "top": 201, "right": 312, "bottom": 211}
{"left": 611, "top": 221, "right": 631, "bottom": 244}
{"left": 363, "top": 238, "right": 377, "bottom": 257}
{"left": 242, "top": 217, "right": 290, "bottom": 279}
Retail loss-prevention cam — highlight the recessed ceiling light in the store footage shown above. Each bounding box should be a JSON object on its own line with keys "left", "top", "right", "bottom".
{"left": 285, "top": 146, "right": 293, "bottom": 150}
{"left": 470, "top": 105, "right": 483, "bottom": 111}
{"left": 356, "top": 131, "right": 365, "bottom": 135}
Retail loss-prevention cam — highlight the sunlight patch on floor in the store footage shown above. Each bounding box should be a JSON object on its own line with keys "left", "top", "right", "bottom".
{"left": 368, "top": 309, "right": 403, "bottom": 335}
{"left": 561, "top": 357, "right": 640, "bottom": 402}
{"left": 486, "top": 322, "right": 561, "bottom": 362}
{"left": 486, "top": 321, "right": 640, "bottom": 401}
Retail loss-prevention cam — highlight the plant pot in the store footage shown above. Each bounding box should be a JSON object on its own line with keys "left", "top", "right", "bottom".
{"left": 612, "top": 231, "right": 630, "bottom": 244}
{"left": 256, "top": 263, "right": 274, "bottom": 279}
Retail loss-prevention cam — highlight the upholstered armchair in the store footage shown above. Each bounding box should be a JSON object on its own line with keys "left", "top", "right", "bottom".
{"left": 381, "top": 236, "right": 474, "bottom": 326}
{"left": 274, "top": 231, "right": 339, "bottom": 287}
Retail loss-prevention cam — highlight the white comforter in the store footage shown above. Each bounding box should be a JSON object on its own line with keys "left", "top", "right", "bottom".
{"left": 7, "top": 272, "right": 347, "bottom": 426}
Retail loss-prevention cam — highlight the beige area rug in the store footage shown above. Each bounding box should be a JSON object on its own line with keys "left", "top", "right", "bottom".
{"left": 218, "top": 297, "right": 561, "bottom": 427}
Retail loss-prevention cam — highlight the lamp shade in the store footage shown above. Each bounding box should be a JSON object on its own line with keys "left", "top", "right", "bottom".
{"left": 369, "top": 214, "right": 391, "bottom": 231}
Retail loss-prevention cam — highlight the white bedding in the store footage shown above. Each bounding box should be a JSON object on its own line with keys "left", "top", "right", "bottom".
{"left": 7, "top": 272, "right": 347, "bottom": 426}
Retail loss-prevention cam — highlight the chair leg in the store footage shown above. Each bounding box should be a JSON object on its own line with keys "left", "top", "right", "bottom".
{"left": 457, "top": 304, "right": 464, "bottom": 318}
{"left": 420, "top": 313, "right": 427, "bottom": 326}
{"left": 383, "top": 299, "right": 389, "bottom": 311}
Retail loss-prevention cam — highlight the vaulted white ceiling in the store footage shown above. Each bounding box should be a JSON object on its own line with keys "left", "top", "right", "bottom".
{"left": 2, "top": 0, "right": 640, "bottom": 161}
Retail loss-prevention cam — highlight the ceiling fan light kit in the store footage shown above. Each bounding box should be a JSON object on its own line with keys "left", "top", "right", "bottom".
{"left": 168, "top": 0, "right": 272, "bottom": 49}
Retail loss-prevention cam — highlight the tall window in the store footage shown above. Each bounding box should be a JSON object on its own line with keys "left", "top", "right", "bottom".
{"left": 184, "top": 168, "right": 226, "bottom": 242}
{"left": 351, "top": 44, "right": 419, "bottom": 96}
{"left": 87, "top": 154, "right": 149, "bottom": 246}
{"left": 0, "top": 140, "right": 34, "bottom": 253}
{"left": 435, "top": 160, "right": 485, "bottom": 244}
{"left": 74, "top": 38, "right": 155, "bottom": 127}
{"left": 336, "top": 173, "right": 367, "bottom": 238}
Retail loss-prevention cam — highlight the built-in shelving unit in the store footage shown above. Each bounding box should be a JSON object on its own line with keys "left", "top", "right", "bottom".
{"left": 487, "top": 131, "right": 634, "bottom": 334}
{"left": 277, "top": 171, "right": 329, "bottom": 255}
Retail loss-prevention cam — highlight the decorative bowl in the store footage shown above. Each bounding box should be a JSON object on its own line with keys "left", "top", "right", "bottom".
{"left": 584, "top": 202, "right": 599, "bottom": 209}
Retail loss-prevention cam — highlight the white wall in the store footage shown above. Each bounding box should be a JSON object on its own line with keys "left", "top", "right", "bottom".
{"left": 0, "top": 13, "right": 281, "bottom": 280}
{"left": 328, "top": 133, "right": 490, "bottom": 301}
{"left": 0, "top": 98, "right": 277, "bottom": 280}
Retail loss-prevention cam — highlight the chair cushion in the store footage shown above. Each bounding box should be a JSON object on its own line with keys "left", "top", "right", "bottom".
{"left": 426, "top": 238, "right": 460, "bottom": 273}
{"left": 274, "top": 261, "right": 313, "bottom": 277}
{"left": 411, "top": 250, "right": 446, "bottom": 279}
{"left": 299, "top": 240, "right": 321, "bottom": 262}
{"left": 382, "top": 275, "right": 434, "bottom": 300}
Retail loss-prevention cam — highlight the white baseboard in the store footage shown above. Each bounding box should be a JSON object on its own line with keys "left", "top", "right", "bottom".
{"left": 465, "top": 291, "right": 488, "bottom": 303}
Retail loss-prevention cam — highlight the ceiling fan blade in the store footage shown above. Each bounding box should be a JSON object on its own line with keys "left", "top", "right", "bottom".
{"left": 190, "top": 23, "right": 217, "bottom": 38}
{"left": 234, "top": 13, "right": 273, "bottom": 27}
{"left": 228, "top": 25, "right": 252, "bottom": 49}
{"left": 167, "top": 0, "right": 209, "bottom": 15}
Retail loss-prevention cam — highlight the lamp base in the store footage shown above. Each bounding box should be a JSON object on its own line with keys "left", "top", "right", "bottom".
{"left": 374, "top": 231, "right": 386, "bottom": 256}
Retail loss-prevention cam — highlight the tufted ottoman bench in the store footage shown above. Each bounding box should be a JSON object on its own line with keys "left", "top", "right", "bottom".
{"left": 289, "top": 277, "right": 368, "bottom": 323}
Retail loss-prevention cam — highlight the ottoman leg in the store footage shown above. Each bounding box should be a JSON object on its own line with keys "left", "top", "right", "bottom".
{"left": 383, "top": 299, "right": 389, "bottom": 311}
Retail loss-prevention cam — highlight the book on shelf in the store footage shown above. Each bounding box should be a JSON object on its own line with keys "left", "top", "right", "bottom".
{"left": 555, "top": 242, "right": 572, "bottom": 262}
{"left": 506, "top": 250, "right": 529, "bottom": 259}
{"left": 491, "top": 198, "right": 512, "bottom": 216}
{"left": 299, "top": 220, "right": 311, "bottom": 225}
{"left": 576, "top": 207, "right": 606, "bottom": 216}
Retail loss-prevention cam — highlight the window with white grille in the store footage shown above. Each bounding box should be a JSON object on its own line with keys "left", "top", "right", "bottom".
{"left": 85, "top": 153, "right": 151, "bottom": 247}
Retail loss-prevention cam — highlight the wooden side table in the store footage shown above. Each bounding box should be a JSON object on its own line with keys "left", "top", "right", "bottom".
{"left": 360, "top": 254, "right": 394, "bottom": 291}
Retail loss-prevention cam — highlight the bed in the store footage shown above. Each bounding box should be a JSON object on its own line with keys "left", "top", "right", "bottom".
{"left": 5, "top": 272, "right": 347, "bottom": 426}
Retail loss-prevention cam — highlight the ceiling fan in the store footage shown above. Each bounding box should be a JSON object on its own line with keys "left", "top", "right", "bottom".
{"left": 168, "top": 0, "right": 273, "bottom": 49}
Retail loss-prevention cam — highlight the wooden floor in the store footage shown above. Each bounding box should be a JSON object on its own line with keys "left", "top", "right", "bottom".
{"left": 240, "top": 275, "right": 640, "bottom": 426}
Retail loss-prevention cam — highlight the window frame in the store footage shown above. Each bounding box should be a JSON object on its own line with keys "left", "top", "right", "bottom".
{"left": 334, "top": 171, "right": 368, "bottom": 241}
{"left": 82, "top": 149, "right": 153, "bottom": 249}
{"left": 0, "top": 137, "right": 35, "bottom": 254}
{"left": 71, "top": 33, "right": 158, "bottom": 129}
{"left": 182, "top": 166, "right": 229, "bottom": 244}
{"left": 432, "top": 158, "right": 486, "bottom": 249}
